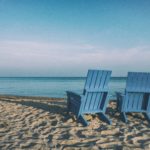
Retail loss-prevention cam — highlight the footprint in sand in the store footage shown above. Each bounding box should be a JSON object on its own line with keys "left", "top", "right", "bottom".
{"left": 76, "top": 130, "right": 87, "bottom": 138}
{"left": 131, "top": 136, "right": 150, "bottom": 147}
{"left": 51, "top": 120, "right": 57, "bottom": 126}
{"left": 49, "top": 116, "right": 56, "bottom": 120}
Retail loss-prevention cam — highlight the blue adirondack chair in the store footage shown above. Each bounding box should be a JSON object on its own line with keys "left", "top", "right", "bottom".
{"left": 66, "top": 69, "right": 112, "bottom": 126}
{"left": 116, "top": 72, "right": 150, "bottom": 123}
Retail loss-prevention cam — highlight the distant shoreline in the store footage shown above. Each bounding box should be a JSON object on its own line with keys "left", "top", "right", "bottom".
{"left": 0, "top": 77, "right": 125, "bottom": 99}
{"left": 0, "top": 94, "right": 64, "bottom": 100}
{"left": 0, "top": 94, "right": 116, "bottom": 102}
{"left": 0, "top": 76, "right": 127, "bottom": 79}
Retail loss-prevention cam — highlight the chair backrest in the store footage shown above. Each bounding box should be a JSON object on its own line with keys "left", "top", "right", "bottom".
{"left": 82, "top": 70, "right": 112, "bottom": 113}
{"left": 123, "top": 72, "right": 150, "bottom": 112}
{"left": 126, "top": 72, "right": 150, "bottom": 93}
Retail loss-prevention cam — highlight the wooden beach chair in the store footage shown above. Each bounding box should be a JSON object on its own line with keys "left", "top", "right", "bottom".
{"left": 66, "top": 69, "right": 112, "bottom": 126}
{"left": 116, "top": 72, "right": 150, "bottom": 123}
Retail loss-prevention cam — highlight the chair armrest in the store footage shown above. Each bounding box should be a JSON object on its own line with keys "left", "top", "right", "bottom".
{"left": 66, "top": 91, "right": 83, "bottom": 104}
{"left": 115, "top": 92, "right": 125, "bottom": 111}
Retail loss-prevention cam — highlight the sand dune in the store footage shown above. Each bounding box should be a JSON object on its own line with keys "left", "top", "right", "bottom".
{"left": 0, "top": 95, "right": 150, "bottom": 149}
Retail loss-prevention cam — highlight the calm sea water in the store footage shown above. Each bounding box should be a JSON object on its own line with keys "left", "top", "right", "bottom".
{"left": 0, "top": 77, "right": 126, "bottom": 99}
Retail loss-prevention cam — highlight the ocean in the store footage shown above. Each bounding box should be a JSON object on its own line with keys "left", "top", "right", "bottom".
{"left": 0, "top": 77, "right": 126, "bottom": 99}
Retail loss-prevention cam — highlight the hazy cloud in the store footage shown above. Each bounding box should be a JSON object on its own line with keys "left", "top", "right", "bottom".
{"left": 0, "top": 40, "right": 150, "bottom": 76}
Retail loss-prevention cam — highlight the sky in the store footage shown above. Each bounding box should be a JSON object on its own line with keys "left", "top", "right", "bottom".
{"left": 0, "top": 0, "right": 150, "bottom": 77}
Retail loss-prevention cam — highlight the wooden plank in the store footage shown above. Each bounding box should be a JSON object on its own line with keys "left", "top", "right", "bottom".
{"left": 137, "top": 94, "right": 143, "bottom": 110}
{"left": 82, "top": 92, "right": 89, "bottom": 111}
{"left": 140, "top": 73, "right": 145, "bottom": 91}
{"left": 146, "top": 73, "right": 150, "bottom": 92}
{"left": 126, "top": 72, "right": 130, "bottom": 91}
{"left": 147, "top": 95, "right": 150, "bottom": 112}
{"left": 132, "top": 93, "right": 136, "bottom": 110}
{"left": 99, "top": 71, "right": 107, "bottom": 88}
{"left": 88, "top": 71, "right": 94, "bottom": 89}
{"left": 131, "top": 73, "right": 135, "bottom": 90}
{"left": 93, "top": 92, "right": 100, "bottom": 110}
{"left": 104, "top": 71, "right": 111, "bottom": 89}
{"left": 89, "top": 92, "right": 96, "bottom": 110}
{"left": 136, "top": 93, "right": 141, "bottom": 111}
{"left": 98, "top": 70, "right": 104, "bottom": 88}
{"left": 126, "top": 72, "right": 133, "bottom": 91}
{"left": 93, "top": 71, "right": 99, "bottom": 88}
{"left": 84, "top": 92, "right": 92, "bottom": 111}
{"left": 135, "top": 94, "right": 140, "bottom": 110}
{"left": 144, "top": 73, "right": 148, "bottom": 92}
{"left": 102, "top": 92, "right": 109, "bottom": 112}
{"left": 134, "top": 73, "right": 139, "bottom": 91}
{"left": 84, "top": 70, "right": 93, "bottom": 89}
{"left": 90, "top": 70, "right": 98, "bottom": 89}
{"left": 98, "top": 93, "right": 103, "bottom": 110}
{"left": 125, "top": 93, "right": 129, "bottom": 111}
{"left": 148, "top": 74, "right": 150, "bottom": 92}
{"left": 143, "top": 73, "right": 148, "bottom": 91}
{"left": 95, "top": 70, "right": 102, "bottom": 89}
{"left": 122, "top": 93, "right": 127, "bottom": 112}
{"left": 83, "top": 70, "right": 89, "bottom": 89}
{"left": 83, "top": 93, "right": 88, "bottom": 111}
{"left": 128, "top": 93, "right": 133, "bottom": 111}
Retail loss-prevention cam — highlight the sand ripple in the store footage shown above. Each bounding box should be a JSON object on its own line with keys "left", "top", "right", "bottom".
{"left": 0, "top": 96, "right": 150, "bottom": 149}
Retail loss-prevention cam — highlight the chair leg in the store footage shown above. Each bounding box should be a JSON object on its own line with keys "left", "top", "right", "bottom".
{"left": 67, "top": 109, "right": 70, "bottom": 115}
{"left": 67, "top": 104, "right": 70, "bottom": 115}
{"left": 98, "top": 113, "right": 112, "bottom": 125}
{"left": 121, "top": 112, "right": 127, "bottom": 123}
{"left": 67, "top": 101, "right": 70, "bottom": 111}
{"left": 143, "top": 113, "right": 150, "bottom": 122}
{"left": 116, "top": 99, "right": 120, "bottom": 111}
{"left": 78, "top": 115, "right": 89, "bottom": 126}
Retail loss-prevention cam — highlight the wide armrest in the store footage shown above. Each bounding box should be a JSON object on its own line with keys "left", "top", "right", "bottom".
{"left": 115, "top": 92, "right": 125, "bottom": 111}
{"left": 66, "top": 91, "right": 83, "bottom": 103}
{"left": 66, "top": 91, "right": 81, "bottom": 97}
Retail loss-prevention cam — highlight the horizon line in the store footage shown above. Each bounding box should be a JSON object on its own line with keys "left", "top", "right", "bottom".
{"left": 0, "top": 76, "right": 127, "bottom": 78}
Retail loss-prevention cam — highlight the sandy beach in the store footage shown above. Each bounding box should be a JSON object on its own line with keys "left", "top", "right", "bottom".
{"left": 0, "top": 95, "right": 150, "bottom": 150}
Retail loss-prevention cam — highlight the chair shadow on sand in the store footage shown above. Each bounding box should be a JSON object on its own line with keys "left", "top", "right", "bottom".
{"left": 0, "top": 97, "right": 148, "bottom": 122}
{"left": 0, "top": 97, "right": 68, "bottom": 117}
{"left": 0, "top": 97, "right": 150, "bottom": 149}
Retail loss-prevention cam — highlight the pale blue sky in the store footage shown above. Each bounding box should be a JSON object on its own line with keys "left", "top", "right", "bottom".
{"left": 0, "top": 0, "right": 150, "bottom": 76}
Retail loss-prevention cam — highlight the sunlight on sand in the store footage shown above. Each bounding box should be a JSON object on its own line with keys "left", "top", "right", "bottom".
{"left": 0, "top": 96, "right": 150, "bottom": 149}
